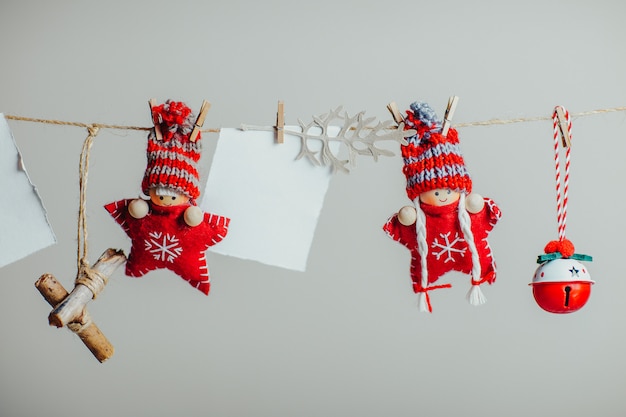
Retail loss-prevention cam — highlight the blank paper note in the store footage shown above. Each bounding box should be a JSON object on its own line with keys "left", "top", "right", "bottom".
{"left": 200, "top": 127, "right": 336, "bottom": 271}
{"left": 0, "top": 114, "right": 56, "bottom": 268}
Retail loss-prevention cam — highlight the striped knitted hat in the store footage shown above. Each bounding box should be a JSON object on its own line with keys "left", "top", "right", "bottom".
{"left": 402, "top": 101, "right": 472, "bottom": 201}
{"left": 142, "top": 100, "right": 202, "bottom": 200}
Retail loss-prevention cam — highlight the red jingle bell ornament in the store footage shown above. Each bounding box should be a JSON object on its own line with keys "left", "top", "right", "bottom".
{"left": 530, "top": 106, "right": 593, "bottom": 314}
{"left": 531, "top": 240, "right": 594, "bottom": 314}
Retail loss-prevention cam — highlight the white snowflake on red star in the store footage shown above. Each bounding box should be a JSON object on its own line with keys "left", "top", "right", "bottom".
{"left": 144, "top": 231, "right": 183, "bottom": 263}
{"left": 431, "top": 232, "right": 466, "bottom": 263}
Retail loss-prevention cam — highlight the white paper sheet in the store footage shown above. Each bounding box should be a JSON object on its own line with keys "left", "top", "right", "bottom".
{"left": 0, "top": 114, "right": 56, "bottom": 268}
{"left": 201, "top": 127, "right": 337, "bottom": 271}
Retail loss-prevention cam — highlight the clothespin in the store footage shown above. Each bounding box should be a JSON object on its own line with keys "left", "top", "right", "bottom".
{"left": 148, "top": 98, "right": 163, "bottom": 141}
{"left": 555, "top": 106, "right": 572, "bottom": 148}
{"left": 441, "top": 96, "right": 459, "bottom": 137}
{"left": 189, "top": 100, "right": 211, "bottom": 142}
{"left": 386, "top": 102, "right": 404, "bottom": 125}
{"left": 276, "top": 100, "right": 285, "bottom": 144}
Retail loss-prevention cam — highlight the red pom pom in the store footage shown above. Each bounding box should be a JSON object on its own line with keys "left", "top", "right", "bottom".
{"left": 558, "top": 239, "right": 575, "bottom": 258}
{"left": 544, "top": 239, "right": 575, "bottom": 258}
{"left": 152, "top": 101, "right": 194, "bottom": 141}
{"left": 544, "top": 240, "right": 559, "bottom": 254}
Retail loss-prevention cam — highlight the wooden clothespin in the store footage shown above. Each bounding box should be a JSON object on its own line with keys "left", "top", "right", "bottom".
{"left": 189, "top": 100, "right": 211, "bottom": 142}
{"left": 148, "top": 98, "right": 164, "bottom": 141}
{"left": 386, "top": 102, "right": 404, "bottom": 125}
{"left": 555, "top": 106, "right": 572, "bottom": 148}
{"left": 276, "top": 100, "right": 285, "bottom": 144}
{"left": 441, "top": 96, "right": 459, "bottom": 137}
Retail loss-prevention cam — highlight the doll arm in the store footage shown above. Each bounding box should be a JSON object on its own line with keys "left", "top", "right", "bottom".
{"left": 383, "top": 211, "right": 417, "bottom": 248}
{"left": 205, "top": 213, "right": 230, "bottom": 245}
{"left": 468, "top": 197, "right": 502, "bottom": 232}
{"left": 484, "top": 198, "right": 502, "bottom": 226}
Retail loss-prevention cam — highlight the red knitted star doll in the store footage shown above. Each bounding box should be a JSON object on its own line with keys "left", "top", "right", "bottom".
{"left": 105, "top": 100, "right": 229, "bottom": 295}
{"left": 383, "top": 101, "right": 501, "bottom": 312}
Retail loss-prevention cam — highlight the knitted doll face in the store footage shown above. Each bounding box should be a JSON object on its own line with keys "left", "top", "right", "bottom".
{"left": 149, "top": 188, "right": 190, "bottom": 207}
{"left": 419, "top": 188, "right": 460, "bottom": 207}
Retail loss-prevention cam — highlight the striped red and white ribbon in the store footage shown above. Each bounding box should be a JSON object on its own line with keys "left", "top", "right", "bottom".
{"left": 552, "top": 106, "right": 572, "bottom": 241}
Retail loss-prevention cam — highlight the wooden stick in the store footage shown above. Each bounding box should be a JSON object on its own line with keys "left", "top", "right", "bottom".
{"left": 35, "top": 273, "right": 114, "bottom": 362}
{"left": 48, "top": 248, "right": 126, "bottom": 328}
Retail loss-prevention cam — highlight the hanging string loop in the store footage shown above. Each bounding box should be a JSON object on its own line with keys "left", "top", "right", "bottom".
{"left": 75, "top": 124, "right": 106, "bottom": 297}
{"left": 536, "top": 106, "right": 593, "bottom": 264}
{"left": 552, "top": 106, "right": 572, "bottom": 242}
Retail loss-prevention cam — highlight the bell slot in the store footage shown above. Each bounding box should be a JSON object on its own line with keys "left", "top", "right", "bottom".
{"left": 564, "top": 286, "right": 571, "bottom": 307}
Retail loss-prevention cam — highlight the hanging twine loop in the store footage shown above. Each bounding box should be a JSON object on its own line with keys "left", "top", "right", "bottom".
{"left": 75, "top": 264, "right": 109, "bottom": 298}
{"left": 75, "top": 124, "right": 106, "bottom": 298}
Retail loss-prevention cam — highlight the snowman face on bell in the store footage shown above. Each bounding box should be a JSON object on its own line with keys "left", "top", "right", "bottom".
{"left": 419, "top": 188, "right": 461, "bottom": 207}
{"left": 149, "top": 187, "right": 190, "bottom": 207}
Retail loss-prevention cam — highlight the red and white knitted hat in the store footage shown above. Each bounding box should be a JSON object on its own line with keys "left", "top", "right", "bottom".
{"left": 401, "top": 101, "right": 472, "bottom": 200}
{"left": 142, "top": 100, "right": 202, "bottom": 200}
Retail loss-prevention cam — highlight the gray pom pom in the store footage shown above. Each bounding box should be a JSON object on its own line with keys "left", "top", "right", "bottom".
{"left": 409, "top": 102, "right": 441, "bottom": 126}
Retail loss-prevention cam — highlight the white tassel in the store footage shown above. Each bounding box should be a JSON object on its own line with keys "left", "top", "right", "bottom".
{"left": 459, "top": 194, "right": 487, "bottom": 307}
{"left": 466, "top": 285, "right": 487, "bottom": 306}
{"left": 417, "top": 292, "right": 430, "bottom": 313}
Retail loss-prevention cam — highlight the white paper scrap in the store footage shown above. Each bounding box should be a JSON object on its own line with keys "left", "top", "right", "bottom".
{"left": 0, "top": 114, "right": 56, "bottom": 268}
{"left": 201, "top": 127, "right": 338, "bottom": 271}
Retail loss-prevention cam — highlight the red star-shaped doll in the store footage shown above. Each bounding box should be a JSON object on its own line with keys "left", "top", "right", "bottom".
{"left": 383, "top": 100, "right": 502, "bottom": 311}
{"left": 105, "top": 188, "right": 229, "bottom": 295}
{"left": 105, "top": 99, "right": 230, "bottom": 295}
{"left": 384, "top": 191, "right": 501, "bottom": 293}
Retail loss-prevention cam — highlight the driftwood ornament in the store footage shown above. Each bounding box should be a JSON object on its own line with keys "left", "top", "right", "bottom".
{"left": 32, "top": 125, "right": 125, "bottom": 362}
{"left": 35, "top": 248, "right": 126, "bottom": 362}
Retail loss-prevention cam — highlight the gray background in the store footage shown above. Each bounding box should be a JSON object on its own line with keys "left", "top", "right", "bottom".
{"left": 2, "top": 1, "right": 626, "bottom": 416}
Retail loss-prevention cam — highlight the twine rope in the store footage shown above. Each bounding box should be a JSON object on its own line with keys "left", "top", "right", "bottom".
{"left": 4, "top": 115, "right": 220, "bottom": 132}
{"left": 5, "top": 106, "right": 625, "bottom": 133}
{"left": 77, "top": 125, "right": 98, "bottom": 270}
{"left": 454, "top": 106, "right": 626, "bottom": 128}
{"left": 75, "top": 267, "right": 109, "bottom": 299}
{"left": 75, "top": 125, "right": 109, "bottom": 298}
